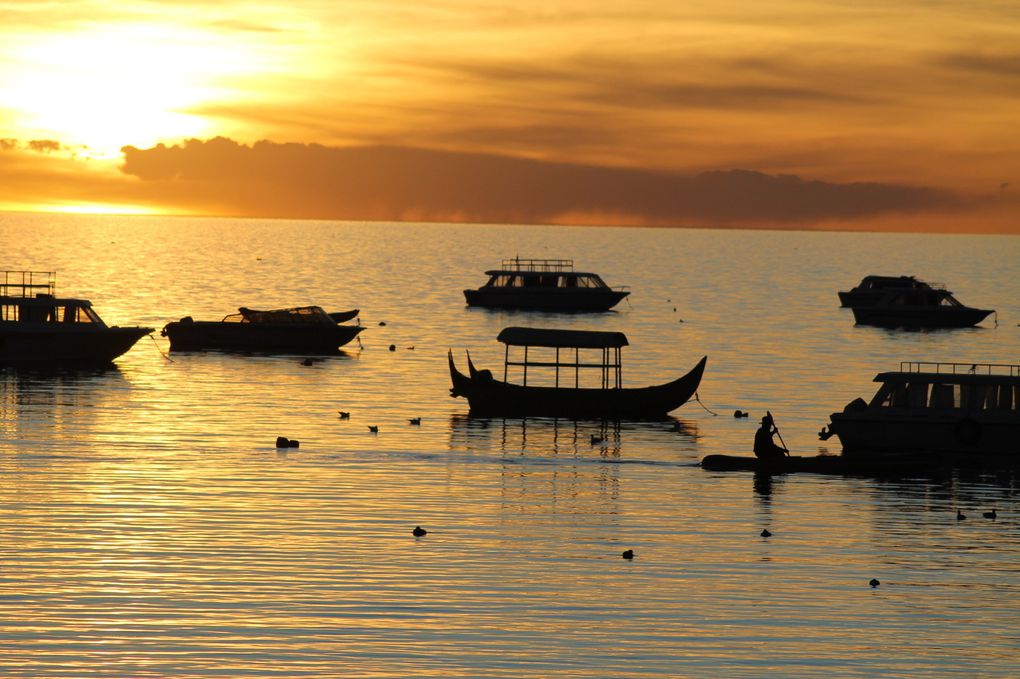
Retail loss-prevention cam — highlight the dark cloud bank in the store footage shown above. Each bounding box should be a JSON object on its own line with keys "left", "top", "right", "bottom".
{"left": 120, "top": 137, "right": 963, "bottom": 226}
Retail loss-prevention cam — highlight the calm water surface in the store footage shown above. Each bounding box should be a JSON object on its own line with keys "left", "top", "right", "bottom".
{"left": 1, "top": 213, "right": 1019, "bottom": 677}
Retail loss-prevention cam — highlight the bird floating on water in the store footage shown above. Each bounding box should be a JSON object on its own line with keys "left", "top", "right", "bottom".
{"left": 870, "top": 579, "right": 880, "bottom": 588}
{"left": 983, "top": 509, "right": 997, "bottom": 519}
{"left": 734, "top": 410, "right": 749, "bottom": 418}
{"left": 368, "top": 425, "right": 379, "bottom": 433}
{"left": 413, "top": 526, "right": 427, "bottom": 537}
{"left": 408, "top": 418, "right": 421, "bottom": 425}
{"left": 760, "top": 529, "right": 772, "bottom": 538}
{"left": 338, "top": 411, "right": 350, "bottom": 419}
{"left": 301, "top": 358, "right": 314, "bottom": 366}
{"left": 622, "top": 549, "right": 634, "bottom": 559}
{"left": 957, "top": 510, "right": 966, "bottom": 520}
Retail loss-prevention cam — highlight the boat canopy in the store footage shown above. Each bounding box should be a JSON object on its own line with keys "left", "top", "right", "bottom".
{"left": 228, "top": 306, "right": 334, "bottom": 324}
{"left": 497, "top": 327, "right": 629, "bottom": 349}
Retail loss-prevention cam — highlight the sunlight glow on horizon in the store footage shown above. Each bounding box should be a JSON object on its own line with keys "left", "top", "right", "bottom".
{"left": 1, "top": 23, "right": 266, "bottom": 156}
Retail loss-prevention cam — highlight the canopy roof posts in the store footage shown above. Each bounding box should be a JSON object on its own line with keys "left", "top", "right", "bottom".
{"left": 497, "top": 327, "right": 626, "bottom": 389}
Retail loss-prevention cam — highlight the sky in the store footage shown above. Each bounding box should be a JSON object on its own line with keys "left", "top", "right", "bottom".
{"left": 1, "top": 0, "right": 1018, "bottom": 232}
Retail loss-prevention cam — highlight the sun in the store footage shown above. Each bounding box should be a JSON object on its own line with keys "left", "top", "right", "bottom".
{"left": 2, "top": 23, "right": 259, "bottom": 157}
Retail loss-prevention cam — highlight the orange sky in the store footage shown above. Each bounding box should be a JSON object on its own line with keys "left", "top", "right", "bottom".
{"left": 1, "top": 1, "right": 1018, "bottom": 231}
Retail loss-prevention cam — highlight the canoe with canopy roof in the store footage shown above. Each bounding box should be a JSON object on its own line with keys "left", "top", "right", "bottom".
{"left": 449, "top": 326, "right": 707, "bottom": 418}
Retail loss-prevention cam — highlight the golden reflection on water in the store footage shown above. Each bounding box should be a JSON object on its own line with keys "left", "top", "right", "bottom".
{"left": 1, "top": 215, "right": 1019, "bottom": 677}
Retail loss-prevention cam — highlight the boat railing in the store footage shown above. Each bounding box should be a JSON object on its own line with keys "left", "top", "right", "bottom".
{"left": 500, "top": 258, "right": 574, "bottom": 272}
{"left": 901, "top": 361, "right": 1020, "bottom": 377}
{"left": 0, "top": 270, "right": 56, "bottom": 297}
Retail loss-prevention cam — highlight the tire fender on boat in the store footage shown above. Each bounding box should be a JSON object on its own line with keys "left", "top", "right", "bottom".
{"left": 954, "top": 417, "right": 982, "bottom": 445}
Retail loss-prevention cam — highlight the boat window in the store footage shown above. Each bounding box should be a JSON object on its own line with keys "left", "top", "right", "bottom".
{"left": 906, "top": 382, "right": 929, "bottom": 408}
{"left": 872, "top": 383, "right": 909, "bottom": 407}
{"left": 993, "top": 385, "right": 1013, "bottom": 411}
{"left": 589, "top": 275, "right": 608, "bottom": 289}
{"left": 577, "top": 276, "right": 596, "bottom": 289}
{"left": 539, "top": 275, "right": 558, "bottom": 288}
{"left": 939, "top": 295, "right": 961, "bottom": 307}
{"left": 929, "top": 383, "right": 956, "bottom": 409}
{"left": 0, "top": 303, "right": 17, "bottom": 321}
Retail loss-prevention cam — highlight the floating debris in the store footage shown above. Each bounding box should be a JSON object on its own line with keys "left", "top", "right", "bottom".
{"left": 413, "top": 526, "right": 427, "bottom": 537}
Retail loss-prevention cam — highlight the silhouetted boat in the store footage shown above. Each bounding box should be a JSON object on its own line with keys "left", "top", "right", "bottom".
{"left": 701, "top": 453, "right": 948, "bottom": 476}
{"left": 819, "top": 361, "right": 1020, "bottom": 457}
{"left": 161, "top": 305, "right": 363, "bottom": 353}
{"left": 850, "top": 288, "right": 993, "bottom": 328}
{"left": 0, "top": 270, "right": 152, "bottom": 364}
{"left": 463, "top": 258, "right": 629, "bottom": 311}
{"left": 448, "top": 326, "right": 707, "bottom": 418}
{"left": 838, "top": 275, "right": 937, "bottom": 307}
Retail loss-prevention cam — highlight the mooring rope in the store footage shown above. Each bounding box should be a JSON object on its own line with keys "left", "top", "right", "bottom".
{"left": 149, "top": 333, "right": 174, "bottom": 362}
{"left": 693, "top": 391, "right": 717, "bottom": 416}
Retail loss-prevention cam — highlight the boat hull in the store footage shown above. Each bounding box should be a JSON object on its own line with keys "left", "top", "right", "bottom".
{"left": 851, "top": 306, "right": 992, "bottom": 328}
{"left": 162, "top": 321, "right": 364, "bottom": 353}
{"left": 464, "top": 288, "right": 629, "bottom": 312}
{"left": 701, "top": 454, "right": 941, "bottom": 475}
{"left": 827, "top": 411, "right": 1019, "bottom": 457}
{"left": 449, "top": 353, "right": 707, "bottom": 419}
{"left": 0, "top": 326, "right": 153, "bottom": 364}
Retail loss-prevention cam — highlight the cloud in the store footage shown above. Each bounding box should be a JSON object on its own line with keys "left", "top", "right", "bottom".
{"left": 27, "top": 139, "right": 64, "bottom": 153}
{"left": 118, "top": 137, "right": 965, "bottom": 226}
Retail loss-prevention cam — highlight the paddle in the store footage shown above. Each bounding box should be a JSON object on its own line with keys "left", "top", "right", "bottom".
{"left": 767, "top": 411, "right": 790, "bottom": 456}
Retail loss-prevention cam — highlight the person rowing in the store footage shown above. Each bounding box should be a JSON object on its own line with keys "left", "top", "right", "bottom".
{"left": 754, "top": 412, "right": 789, "bottom": 460}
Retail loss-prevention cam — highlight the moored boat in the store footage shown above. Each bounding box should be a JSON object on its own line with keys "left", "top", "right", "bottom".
{"left": 449, "top": 326, "right": 707, "bottom": 418}
{"left": 0, "top": 270, "right": 153, "bottom": 364}
{"left": 849, "top": 288, "right": 993, "bottom": 328}
{"left": 463, "top": 258, "right": 629, "bottom": 311}
{"left": 819, "top": 361, "right": 1020, "bottom": 458}
{"left": 161, "top": 305, "right": 364, "bottom": 353}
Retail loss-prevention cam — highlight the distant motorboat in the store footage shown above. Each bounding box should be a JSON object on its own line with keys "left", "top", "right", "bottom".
{"left": 849, "top": 288, "right": 993, "bottom": 328}
{"left": 463, "top": 258, "right": 629, "bottom": 312}
{"left": 820, "top": 361, "right": 1020, "bottom": 458}
{"left": 161, "top": 305, "right": 363, "bottom": 353}
{"left": 449, "top": 326, "right": 707, "bottom": 418}
{"left": 0, "top": 270, "right": 152, "bottom": 364}
{"left": 838, "top": 275, "right": 938, "bottom": 307}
